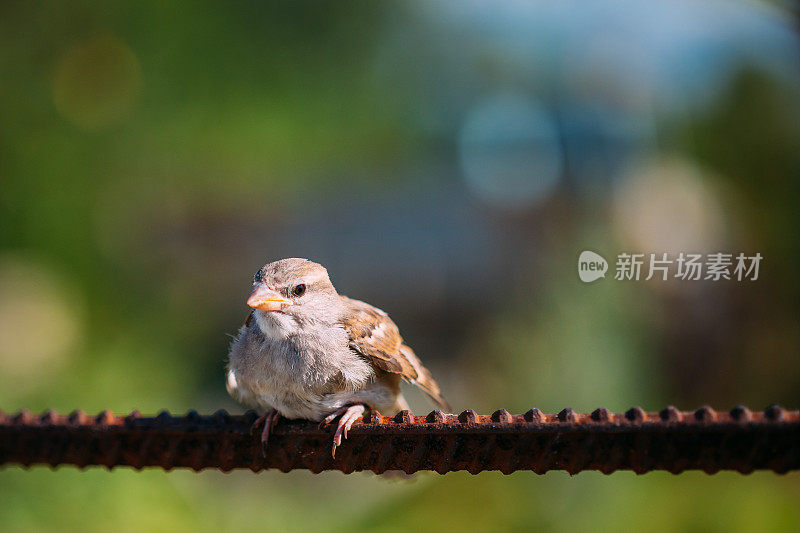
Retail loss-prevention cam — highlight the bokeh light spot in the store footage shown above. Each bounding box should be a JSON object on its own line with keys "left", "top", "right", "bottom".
{"left": 0, "top": 254, "right": 82, "bottom": 393}
{"left": 613, "top": 157, "right": 728, "bottom": 254}
{"left": 52, "top": 34, "right": 143, "bottom": 129}
{"left": 459, "top": 93, "right": 562, "bottom": 210}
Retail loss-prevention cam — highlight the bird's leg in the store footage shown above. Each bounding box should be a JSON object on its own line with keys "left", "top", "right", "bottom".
{"left": 321, "top": 405, "right": 354, "bottom": 426}
{"left": 323, "top": 404, "right": 366, "bottom": 458}
{"left": 250, "top": 409, "right": 280, "bottom": 456}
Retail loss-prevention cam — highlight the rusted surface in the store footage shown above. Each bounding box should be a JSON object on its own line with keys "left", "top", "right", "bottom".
{"left": 1, "top": 406, "right": 798, "bottom": 474}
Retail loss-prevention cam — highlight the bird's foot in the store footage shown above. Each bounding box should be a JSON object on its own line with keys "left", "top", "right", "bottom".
{"left": 250, "top": 409, "right": 280, "bottom": 457}
{"left": 322, "top": 404, "right": 366, "bottom": 458}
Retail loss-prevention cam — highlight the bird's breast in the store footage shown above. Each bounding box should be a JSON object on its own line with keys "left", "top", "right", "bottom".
{"left": 227, "top": 322, "right": 374, "bottom": 413}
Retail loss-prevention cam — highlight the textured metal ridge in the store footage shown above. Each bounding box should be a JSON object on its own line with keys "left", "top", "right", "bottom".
{"left": 0, "top": 406, "right": 798, "bottom": 474}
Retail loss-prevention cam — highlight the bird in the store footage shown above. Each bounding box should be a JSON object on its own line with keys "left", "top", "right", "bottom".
{"left": 226, "top": 257, "right": 450, "bottom": 457}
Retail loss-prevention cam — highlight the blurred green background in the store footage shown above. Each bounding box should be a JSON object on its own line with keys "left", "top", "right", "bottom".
{"left": 2, "top": 1, "right": 800, "bottom": 531}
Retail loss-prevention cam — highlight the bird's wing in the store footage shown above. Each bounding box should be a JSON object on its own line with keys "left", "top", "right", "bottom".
{"left": 340, "top": 297, "right": 451, "bottom": 411}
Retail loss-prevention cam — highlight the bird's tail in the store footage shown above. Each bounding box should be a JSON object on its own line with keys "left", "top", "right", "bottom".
{"left": 420, "top": 383, "right": 452, "bottom": 413}
{"left": 400, "top": 345, "right": 452, "bottom": 412}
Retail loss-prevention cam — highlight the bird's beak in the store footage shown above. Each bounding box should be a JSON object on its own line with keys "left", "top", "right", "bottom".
{"left": 247, "top": 284, "right": 294, "bottom": 312}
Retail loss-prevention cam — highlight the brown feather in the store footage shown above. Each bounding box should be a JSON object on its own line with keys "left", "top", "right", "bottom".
{"left": 340, "top": 297, "right": 451, "bottom": 411}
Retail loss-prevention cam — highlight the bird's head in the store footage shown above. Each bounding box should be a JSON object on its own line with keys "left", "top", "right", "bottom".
{"left": 246, "top": 258, "right": 340, "bottom": 334}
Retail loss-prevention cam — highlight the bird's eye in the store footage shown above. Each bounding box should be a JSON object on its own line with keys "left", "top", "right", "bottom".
{"left": 292, "top": 284, "right": 306, "bottom": 297}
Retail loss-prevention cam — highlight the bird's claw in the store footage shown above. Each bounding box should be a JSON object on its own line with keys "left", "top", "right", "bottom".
{"left": 250, "top": 412, "right": 269, "bottom": 436}
{"left": 319, "top": 405, "right": 351, "bottom": 428}
{"left": 250, "top": 409, "right": 280, "bottom": 457}
{"left": 325, "top": 404, "right": 366, "bottom": 458}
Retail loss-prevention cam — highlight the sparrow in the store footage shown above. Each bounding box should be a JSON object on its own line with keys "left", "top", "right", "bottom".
{"left": 226, "top": 258, "right": 450, "bottom": 457}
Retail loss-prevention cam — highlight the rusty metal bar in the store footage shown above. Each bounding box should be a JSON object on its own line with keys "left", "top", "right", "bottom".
{"left": 1, "top": 406, "right": 797, "bottom": 474}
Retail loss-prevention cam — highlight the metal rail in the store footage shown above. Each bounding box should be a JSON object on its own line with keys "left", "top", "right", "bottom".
{"left": 1, "top": 406, "right": 797, "bottom": 474}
